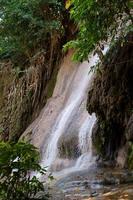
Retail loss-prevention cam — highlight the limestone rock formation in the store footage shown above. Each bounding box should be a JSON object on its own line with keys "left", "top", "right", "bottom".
{"left": 87, "top": 33, "right": 133, "bottom": 168}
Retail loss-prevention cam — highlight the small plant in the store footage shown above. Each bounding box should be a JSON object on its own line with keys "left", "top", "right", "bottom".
{"left": 0, "top": 141, "right": 50, "bottom": 200}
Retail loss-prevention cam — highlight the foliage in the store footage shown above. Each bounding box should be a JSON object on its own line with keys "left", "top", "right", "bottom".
{"left": 0, "top": 0, "right": 64, "bottom": 61}
{"left": 65, "top": 0, "right": 72, "bottom": 9}
{"left": 64, "top": 0, "right": 133, "bottom": 61}
{"left": 0, "top": 141, "right": 50, "bottom": 200}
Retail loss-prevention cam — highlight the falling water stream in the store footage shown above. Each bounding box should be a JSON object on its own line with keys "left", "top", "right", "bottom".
{"left": 41, "top": 47, "right": 109, "bottom": 175}
{"left": 41, "top": 54, "right": 99, "bottom": 173}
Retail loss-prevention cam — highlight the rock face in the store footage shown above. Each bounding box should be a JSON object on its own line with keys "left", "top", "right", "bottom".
{"left": 58, "top": 131, "right": 81, "bottom": 159}
{"left": 0, "top": 38, "right": 62, "bottom": 142}
{"left": 87, "top": 33, "right": 133, "bottom": 168}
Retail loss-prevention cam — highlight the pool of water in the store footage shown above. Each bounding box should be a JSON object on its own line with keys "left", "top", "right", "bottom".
{"left": 50, "top": 166, "right": 133, "bottom": 200}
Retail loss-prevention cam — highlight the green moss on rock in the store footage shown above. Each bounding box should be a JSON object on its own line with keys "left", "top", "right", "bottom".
{"left": 128, "top": 142, "right": 133, "bottom": 169}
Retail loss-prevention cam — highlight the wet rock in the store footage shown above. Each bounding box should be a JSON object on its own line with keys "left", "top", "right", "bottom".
{"left": 87, "top": 33, "right": 133, "bottom": 166}
{"left": 50, "top": 158, "right": 75, "bottom": 171}
{"left": 119, "top": 173, "right": 133, "bottom": 184}
{"left": 103, "top": 176, "right": 119, "bottom": 185}
{"left": 117, "top": 145, "right": 128, "bottom": 168}
{"left": 126, "top": 114, "right": 133, "bottom": 141}
{"left": 90, "top": 191, "right": 98, "bottom": 197}
{"left": 91, "top": 121, "right": 103, "bottom": 155}
{"left": 58, "top": 133, "right": 81, "bottom": 159}
{"left": 52, "top": 168, "right": 133, "bottom": 200}
{"left": 83, "top": 181, "right": 90, "bottom": 188}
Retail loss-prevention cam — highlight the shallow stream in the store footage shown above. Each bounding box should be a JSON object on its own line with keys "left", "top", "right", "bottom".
{"left": 51, "top": 166, "right": 133, "bottom": 200}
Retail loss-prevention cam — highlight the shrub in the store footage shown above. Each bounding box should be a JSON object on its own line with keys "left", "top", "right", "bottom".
{"left": 0, "top": 141, "right": 49, "bottom": 200}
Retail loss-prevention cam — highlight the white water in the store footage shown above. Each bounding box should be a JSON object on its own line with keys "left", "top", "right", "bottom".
{"left": 24, "top": 47, "right": 109, "bottom": 178}
{"left": 41, "top": 53, "right": 100, "bottom": 173}
{"left": 78, "top": 113, "right": 95, "bottom": 154}
{"left": 76, "top": 113, "right": 96, "bottom": 169}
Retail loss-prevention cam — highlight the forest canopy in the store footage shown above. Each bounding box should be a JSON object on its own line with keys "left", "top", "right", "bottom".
{"left": 0, "top": 0, "right": 65, "bottom": 60}
{"left": 0, "top": 0, "right": 132, "bottom": 62}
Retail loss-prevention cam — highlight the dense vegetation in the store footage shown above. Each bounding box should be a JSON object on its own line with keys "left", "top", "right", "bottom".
{"left": 0, "top": 0, "right": 65, "bottom": 66}
{"left": 65, "top": 0, "right": 133, "bottom": 61}
{"left": 0, "top": 141, "right": 50, "bottom": 200}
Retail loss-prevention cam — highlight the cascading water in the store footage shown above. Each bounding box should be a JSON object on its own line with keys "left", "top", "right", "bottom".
{"left": 78, "top": 115, "right": 95, "bottom": 154}
{"left": 75, "top": 113, "right": 96, "bottom": 170}
{"left": 23, "top": 48, "right": 108, "bottom": 178}
{"left": 41, "top": 53, "right": 100, "bottom": 174}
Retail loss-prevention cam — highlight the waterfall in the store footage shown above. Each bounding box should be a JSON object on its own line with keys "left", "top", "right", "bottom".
{"left": 75, "top": 113, "right": 96, "bottom": 169}
{"left": 42, "top": 99, "right": 82, "bottom": 168}
{"left": 41, "top": 53, "right": 99, "bottom": 172}
{"left": 24, "top": 47, "right": 108, "bottom": 177}
{"left": 78, "top": 115, "right": 95, "bottom": 154}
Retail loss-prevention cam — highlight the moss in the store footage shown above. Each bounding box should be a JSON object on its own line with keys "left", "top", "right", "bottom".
{"left": 93, "top": 133, "right": 103, "bottom": 156}
{"left": 92, "top": 120, "right": 109, "bottom": 158}
{"left": 127, "top": 142, "right": 133, "bottom": 169}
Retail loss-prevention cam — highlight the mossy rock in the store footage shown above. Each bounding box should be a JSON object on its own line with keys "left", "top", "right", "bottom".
{"left": 92, "top": 122, "right": 104, "bottom": 157}
{"left": 127, "top": 142, "right": 133, "bottom": 169}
